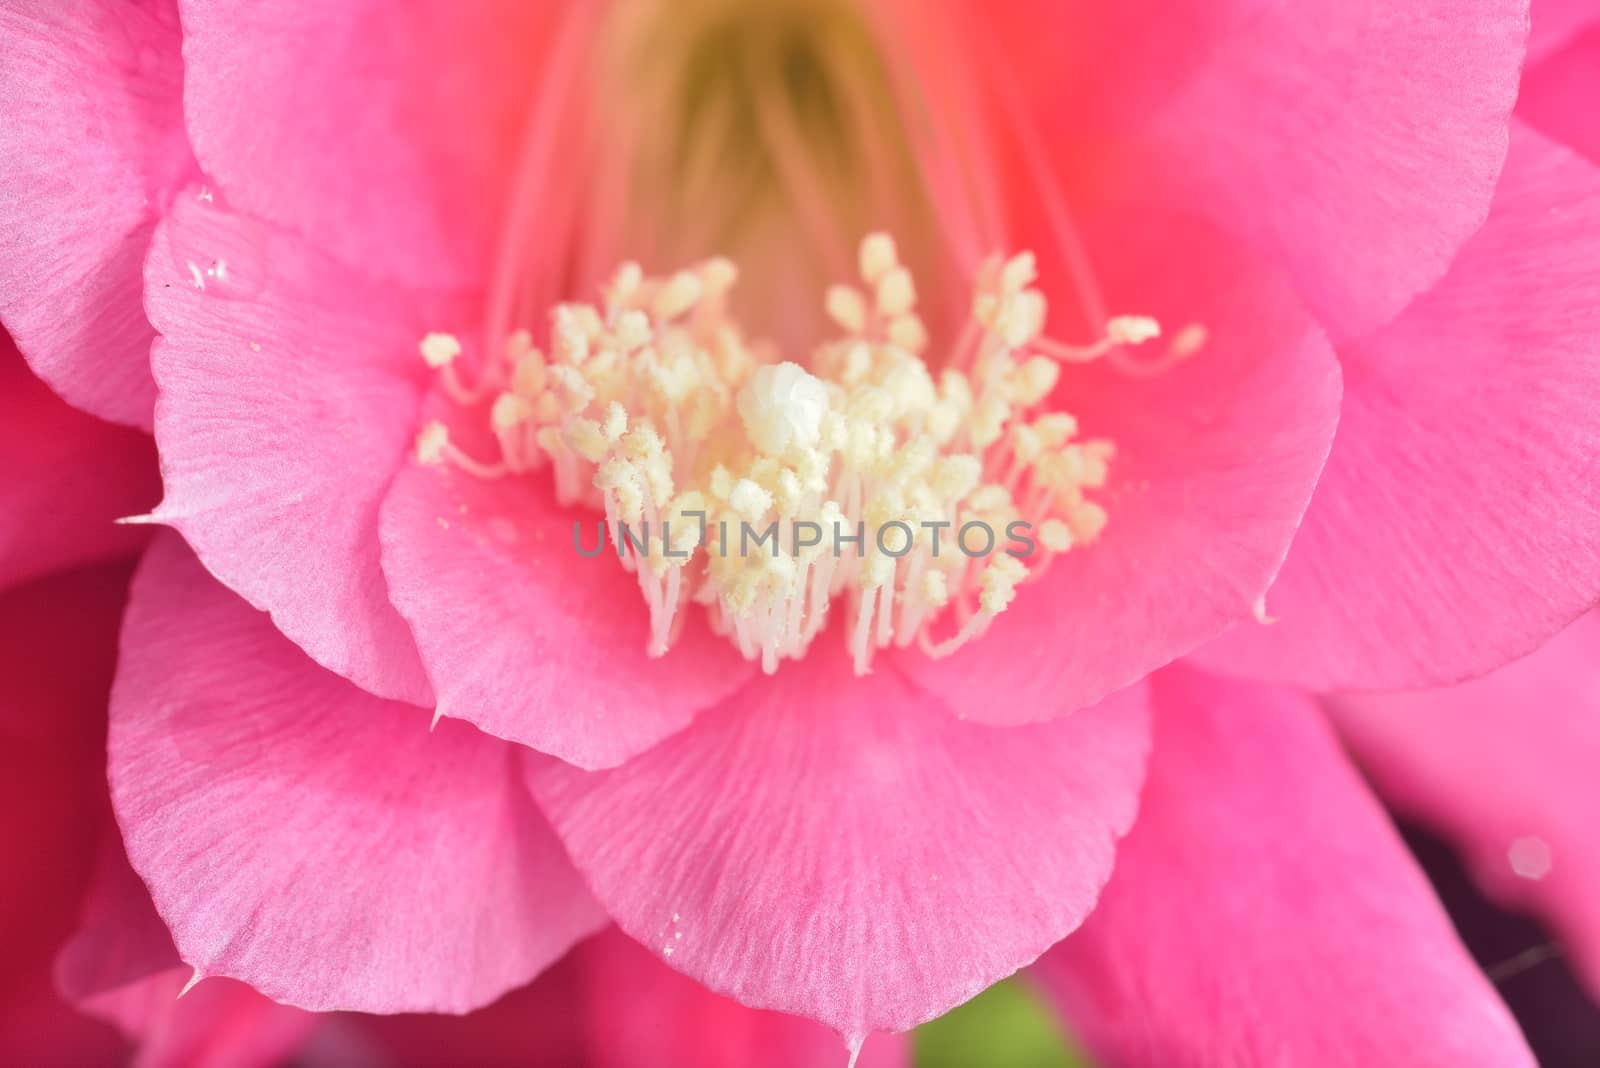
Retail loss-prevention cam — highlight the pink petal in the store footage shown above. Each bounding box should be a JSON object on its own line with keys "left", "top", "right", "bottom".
{"left": 55, "top": 832, "right": 181, "bottom": 1004}
{"left": 578, "top": 928, "right": 909, "bottom": 1068}
{"left": 1195, "top": 124, "right": 1600, "bottom": 689}
{"left": 0, "top": 333, "right": 158, "bottom": 592}
{"left": 1519, "top": 25, "right": 1600, "bottom": 166}
{"left": 80, "top": 969, "right": 316, "bottom": 1068}
{"left": 144, "top": 188, "right": 434, "bottom": 704}
{"left": 178, "top": 0, "right": 566, "bottom": 290}
{"left": 1330, "top": 610, "right": 1600, "bottom": 1002}
{"left": 991, "top": 0, "right": 1526, "bottom": 339}
{"left": 898, "top": 209, "right": 1341, "bottom": 724}
{"left": 109, "top": 535, "right": 606, "bottom": 1013}
{"left": 1033, "top": 665, "right": 1536, "bottom": 1068}
{"left": 1528, "top": 0, "right": 1597, "bottom": 63}
{"left": 1151, "top": 0, "right": 1526, "bottom": 337}
{"left": 379, "top": 439, "right": 756, "bottom": 769}
{"left": 0, "top": 0, "right": 192, "bottom": 428}
{"left": 526, "top": 642, "right": 1150, "bottom": 1040}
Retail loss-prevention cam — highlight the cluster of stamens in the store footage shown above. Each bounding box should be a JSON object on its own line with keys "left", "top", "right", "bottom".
{"left": 416, "top": 234, "right": 1182, "bottom": 675}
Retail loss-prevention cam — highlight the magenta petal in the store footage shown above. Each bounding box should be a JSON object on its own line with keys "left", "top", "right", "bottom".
{"left": 1519, "top": 25, "right": 1600, "bottom": 167}
{"left": 55, "top": 832, "right": 181, "bottom": 1004}
{"left": 0, "top": 334, "right": 158, "bottom": 592}
{"left": 179, "top": 0, "right": 563, "bottom": 290}
{"left": 0, "top": 0, "right": 192, "bottom": 428}
{"left": 578, "top": 929, "right": 909, "bottom": 1068}
{"left": 1033, "top": 665, "right": 1536, "bottom": 1068}
{"left": 1196, "top": 124, "right": 1600, "bottom": 689}
{"left": 898, "top": 211, "right": 1340, "bottom": 724}
{"left": 1528, "top": 0, "right": 1596, "bottom": 63}
{"left": 59, "top": 830, "right": 317, "bottom": 1068}
{"left": 1330, "top": 610, "right": 1600, "bottom": 1002}
{"left": 527, "top": 644, "right": 1150, "bottom": 1040}
{"left": 110, "top": 535, "right": 606, "bottom": 1013}
{"left": 1141, "top": 0, "right": 1525, "bottom": 338}
{"left": 79, "top": 969, "right": 315, "bottom": 1068}
{"left": 997, "top": 0, "right": 1526, "bottom": 338}
{"left": 145, "top": 189, "right": 434, "bottom": 703}
{"left": 380, "top": 454, "right": 756, "bottom": 769}
{"left": 0, "top": 563, "right": 133, "bottom": 1013}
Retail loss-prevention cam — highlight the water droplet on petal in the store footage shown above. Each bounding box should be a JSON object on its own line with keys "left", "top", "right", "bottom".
{"left": 167, "top": 183, "right": 269, "bottom": 301}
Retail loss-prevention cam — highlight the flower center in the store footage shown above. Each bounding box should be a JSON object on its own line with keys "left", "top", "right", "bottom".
{"left": 415, "top": 234, "right": 1196, "bottom": 675}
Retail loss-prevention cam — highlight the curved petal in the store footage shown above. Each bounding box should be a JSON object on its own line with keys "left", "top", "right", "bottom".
{"left": 526, "top": 644, "right": 1150, "bottom": 1041}
{"left": 379, "top": 439, "right": 756, "bottom": 769}
{"left": 178, "top": 0, "right": 565, "bottom": 290}
{"left": 1528, "top": 0, "right": 1597, "bottom": 63}
{"left": 898, "top": 208, "right": 1341, "bottom": 724}
{"left": 1329, "top": 610, "right": 1600, "bottom": 1002}
{"left": 1519, "top": 25, "right": 1600, "bottom": 167}
{"left": 0, "top": 334, "right": 158, "bottom": 592}
{"left": 79, "top": 969, "right": 315, "bottom": 1068}
{"left": 578, "top": 928, "right": 909, "bottom": 1068}
{"left": 1033, "top": 665, "right": 1537, "bottom": 1068}
{"left": 989, "top": 0, "right": 1526, "bottom": 339}
{"left": 109, "top": 534, "right": 606, "bottom": 1013}
{"left": 144, "top": 188, "right": 434, "bottom": 704}
{"left": 0, "top": 0, "right": 192, "bottom": 428}
{"left": 1195, "top": 124, "right": 1600, "bottom": 689}
{"left": 55, "top": 832, "right": 180, "bottom": 1004}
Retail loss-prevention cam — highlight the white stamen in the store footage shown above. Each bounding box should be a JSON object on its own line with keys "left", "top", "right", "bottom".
{"left": 414, "top": 234, "right": 1194, "bottom": 675}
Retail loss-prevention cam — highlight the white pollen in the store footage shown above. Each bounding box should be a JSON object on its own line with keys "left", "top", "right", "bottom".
{"left": 413, "top": 234, "right": 1189, "bottom": 676}
{"left": 414, "top": 421, "right": 449, "bottom": 465}
{"left": 859, "top": 232, "right": 898, "bottom": 284}
{"left": 1105, "top": 315, "right": 1161, "bottom": 345}
{"left": 419, "top": 332, "right": 462, "bottom": 368}
{"left": 737, "top": 362, "right": 830, "bottom": 457}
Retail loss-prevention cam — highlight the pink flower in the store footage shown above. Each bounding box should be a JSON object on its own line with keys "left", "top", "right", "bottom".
{"left": 2, "top": 0, "right": 1599, "bottom": 1064}
{"left": 0, "top": 548, "right": 881, "bottom": 1066}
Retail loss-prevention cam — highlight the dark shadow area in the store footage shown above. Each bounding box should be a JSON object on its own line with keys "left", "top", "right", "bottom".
{"left": 1402, "top": 821, "right": 1600, "bottom": 1067}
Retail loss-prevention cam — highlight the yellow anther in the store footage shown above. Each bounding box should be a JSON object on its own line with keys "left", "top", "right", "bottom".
{"left": 653, "top": 271, "right": 704, "bottom": 321}
{"left": 999, "top": 251, "right": 1037, "bottom": 292}
{"left": 511, "top": 349, "right": 548, "bottom": 396}
{"left": 887, "top": 314, "right": 928, "bottom": 353}
{"left": 413, "top": 230, "right": 1162, "bottom": 677}
{"left": 859, "top": 232, "right": 898, "bottom": 284}
{"left": 1034, "top": 412, "right": 1079, "bottom": 447}
{"left": 415, "top": 421, "right": 449, "bottom": 464}
{"left": 566, "top": 418, "right": 609, "bottom": 464}
{"left": 1011, "top": 356, "right": 1060, "bottom": 407}
{"left": 1070, "top": 500, "right": 1109, "bottom": 542}
{"left": 825, "top": 284, "right": 868, "bottom": 334}
{"left": 419, "top": 333, "right": 461, "bottom": 369}
{"left": 1106, "top": 315, "right": 1161, "bottom": 346}
{"left": 602, "top": 401, "right": 629, "bottom": 441}
{"left": 875, "top": 266, "right": 916, "bottom": 317}
{"left": 491, "top": 392, "right": 532, "bottom": 433}
{"left": 1039, "top": 518, "right": 1073, "bottom": 553}
{"left": 729, "top": 478, "right": 773, "bottom": 520}
{"left": 614, "top": 310, "right": 653, "bottom": 352}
